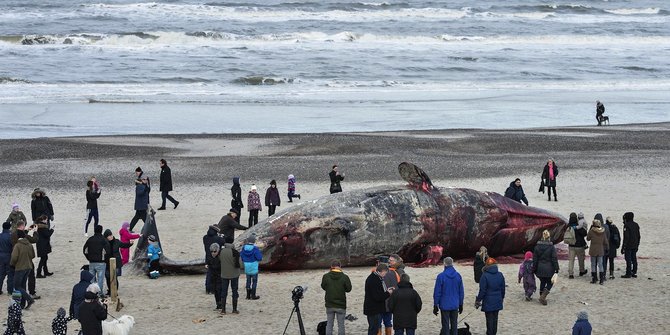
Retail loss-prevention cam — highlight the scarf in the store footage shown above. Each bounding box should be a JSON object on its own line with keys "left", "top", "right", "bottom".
{"left": 548, "top": 163, "right": 555, "bottom": 180}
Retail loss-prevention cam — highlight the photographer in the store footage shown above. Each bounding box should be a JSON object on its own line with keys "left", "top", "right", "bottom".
{"left": 364, "top": 263, "right": 393, "bottom": 335}
{"left": 78, "top": 283, "right": 108, "bottom": 335}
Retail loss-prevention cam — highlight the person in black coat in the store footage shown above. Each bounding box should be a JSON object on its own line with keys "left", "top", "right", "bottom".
{"left": 35, "top": 215, "right": 54, "bottom": 278}
{"left": 103, "top": 229, "right": 132, "bottom": 296}
{"left": 596, "top": 100, "right": 605, "bottom": 126}
{"left": 264, "top": 180, "right": 281, "bottom": 217}
{"left": 504, "top": 178, "right": 529, "bottom": 205}
{"left": 605, "top": 217, "right": 621, "bottom": 279}
{"left": 85, "top": 178, "right": 101, "bottom": 236}
{"left": 364, "top": 263, "right": 393, "bottom": 335}
{"left": 158, "top": 159, "right": 180, "bottom": 210}
{"left": 129, "top": 175, "right": 151, "bottom": 232}
{"left": 388, "top": 274, "right": 422, "bottom": 334}
{"left": 217, "top": 209, "right": 247, "bottom": 242}
{"left": 78, "top": 285, "right": 107, "bottom": 335}
{"left": 206, "top": 242, "right": 223, "bottom": 309}
{"left": 30, "top": 188, "right": 54, "bottom": 225}
{"left": 70, "top": 269, "right": 95, "bottom": 319}
{"left": 533, "top": 230, "right": 559, "bottom": 305}
{"left": 329, "top": 165, "right": 345, "bottom": 194}
{"left": 621, "top": 212, "right": 641, "bottom": 278}
{"left": 541, "top": 160, "right": 559, "bottom": 201}
{"left": 203, "top": 225, "right": 226, "bottom": 294}
{"left": 231, "top": 177, "right": 243, "bottom": 223}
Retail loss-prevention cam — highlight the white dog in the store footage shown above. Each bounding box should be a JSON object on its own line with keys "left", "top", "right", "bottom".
{"left": 102, "top": 315, "right": 135, "bottom": 335}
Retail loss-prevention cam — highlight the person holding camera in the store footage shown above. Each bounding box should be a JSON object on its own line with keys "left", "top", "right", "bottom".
{"left": 129, "top": 174, "right": 151, "bottom": 232}
{"left": 231, "top": 177, "right": 244, "bottom": 223}
{"left": 364, "top": 263, "right": 394, "bottom": 335}
{"left": 329, "top": 165, "right": 345, "bottom": 194}
{"left": 321, "top": 259, "right": 352, "bottom": 335}
{"left": 77, "top": 283, "right": 108, "bottom": 335}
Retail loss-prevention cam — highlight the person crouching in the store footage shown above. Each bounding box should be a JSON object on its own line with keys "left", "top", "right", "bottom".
{"left": 147, "top": 235, "right": 162, "bottom": 279}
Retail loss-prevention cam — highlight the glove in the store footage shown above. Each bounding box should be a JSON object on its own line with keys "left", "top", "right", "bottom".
{"left": 474, "top": 301, "right": 482, "bottom": 309}
{"left": 458, "top": 304, "right": 463, "bottom": 314}
{"left": 433, "top": 305, "right": 439, "bottom": 316}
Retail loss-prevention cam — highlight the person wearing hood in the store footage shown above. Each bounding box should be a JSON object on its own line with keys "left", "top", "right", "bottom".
{"left": 30, "top": 188, "right": 54, "bottom": 225}
{"left": 129, "top": 174, "right": 151, "bottom": 232}
{"left": 10, "top": 229, "right": 35, "bottom": 309}
{"left": 567, "top": 212, "right": 588, "bottom": 279}
{"left": 217, "top": 208, "right": 248, "bottom": 242}
{"left": 473, "top": 246, "right": 488, "bottom": 284}
{"left": 240, "top": 235, "right": 262, "bottom": 300}
{"left": 621, "top": 212, "right": 640, "bottom": 278}
{"left": 572, "top": 310, "right": 592, "bottom": 335}
{"left": 433, "top": 257, "right": 464, "bottom": 335}
{"left": 541, "top": 159, "right": 559, "bottom": 201}
{"left": 596, "top": 100, "right": 605, "bottom": 126}
{"left": 207, "top": 243, "right": 223, "bottom": 310}
{"left": 83, "top": 225, "right": 110, "bottom": 294}
{"left": 321, "top": 259, "right": 352, "bottom": 335}
{"left": 593, "top": 213, "right": 610, "bottom": 278}
{"left": 587, "top": 219, "right": 609, "bottom": 285}
{"left": 6, "top": 291, "right": 25, "bottom": 334}
{"left": 533, "top": 230, "right": 559, "bottom": 306}
{"left": 247, "top": 185, "right": 262, "bottom": 228}
{"left": 231, "top": 177, "right": 244, "bottom": 223}
{"left": 287, "top": 174, "right": 301, "bottom": 202}
{"left": 264, "top": 180, "right": 281, "bottom": 217}
{"left": 84, "top": 178, "right": 101, "bottom": 237}
{"left": 329, "top": 165, "right": 345, "bottom": 194}
{"left": 157, "top": 159, "right": 180, "bottom": 210}
{"left": 389, "top": 274, "right": 422, "bottom": 335}
{"left": 604, "top": 217, "right": 621, "bottom": 279}
{"left": 364, "top": 263, "right": 393, "bottom": 335}
{"left": 6, "top": 203, "right": 27, "bottom": 231}
{"left": 104, "top": 229, "right": 133, "bottom": 295}
{"left": 203, "top": 225, "right": 225, "bottom": 295}
{"left": 69, "top": 268, "right": 95, "bottom": 319}
{"left": 147, "top": 235, "right": 162, "bottom": 279}
{"left": 77, "top": 283, "right": 108, "bottom": 335}
{"left": 475, "top": 257, "right": 505, "bottom": 335}
{"left": 518, "top": 251, "right": 536, "bottom": 301}
{"left": 218, "top": 236, "right": 241, "bottom": 314}
{"left": 35, "top": 215, "right": 54, "bottom": 278}
{"left": 0, "top": 221, "right": 13, "bottom": 295}
{"left": 118, "top": 222, "right": 140, "bottom": 266}
{"left": 504, "top": 178, "right": 529, "bottom": 205}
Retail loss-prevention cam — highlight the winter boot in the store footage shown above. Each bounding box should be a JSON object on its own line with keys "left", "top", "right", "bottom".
{"left": 251, "top": 288, "right": 260, "bottom": 300}
{"left": 590, "top": 272, "right": 597, "bottom": 284}
{"left": 44, "top": 264, "right": 53, "bottom": 276}
{"left": 609, "top": 269, "right": 615, "bottom": 280}
{"left": 539, "top": 289, "right": 549, "bottom": 305}
{"left": 385, "top": 327, "right": 393, "bottom": 335}
{"left": 232, "top": 299, "right": 239, "bottom": 314}
{"left": 220, "top": 297, "right": 227, "bottom": 315}
{"left": 599, "top": 272, "right": 605, "bottom": 284}
{"left": 245, "top": 289, "right": 251, "bottom": 300}
{"left": 377, "top": 329, "right": 382, "bottom": 335}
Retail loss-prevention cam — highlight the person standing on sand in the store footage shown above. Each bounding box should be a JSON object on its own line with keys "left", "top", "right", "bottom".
{"left": 85, "top": 178, "right": 101, "bottom": 237}
{"left": 118, "top": 222, "right": 140, "bottom": 266}
{"left": 264, "top": 180, "right": 281, "bottom": 217}
{"left": 10, "top": 229, "right": 36, "bottom": 309}
{"left": 206, "top": 243, "right": 223, "bottom": 310}
{"left": 158, "top": 159, "right": 180, "bottom": 210}
{"left": 231, "top": 177, "right": 243, "bottom": 223}
{"left": 433, "top": 257, "right": 464, "bottom": 335}
{"left": 566, "top": 213, "right": 588, "bottom": 279}
{"left": 0, "top": 221, "right": 13, "bottom": 295}
{"left": 247, "top": 185, "right": 262, "bottom": 227}
{"left": 504, "top": 178, "right": 529, "bottom": 205}
{"left": 34, "top": 215, "right": 54, "bottom": 278}
{"left": 6, "top": 203, "right": 27, "bottom": 230}
{"left": 241, "top": 235, "right": 262, "bottom": 300}
{"left": 203, "top": 225, "right": 225, "bottom": 295}
{"left": 475, "top": 257, "right": 505, "bottom": 335}
{"left": 364, "top": 263, "right": 393, "bottom": 335}
{"left": 31, "top": 187, "right": 54, "bottom": 226}
{"left": 572, "top": 310, "right": 592, "bottom": 335}
{"left": 103, "top": 229, "right": 133, "bottom": 296}
{"left": 596, "top": 100, "right": 605, "bottom": 126}
{"left": 586, "top": 219, "right": 609, "bottom": 285}
{"left": 134, "top": 167, "right": 150, "bottom": 202}
{"left": 621, "top": 212, "right": 640, "bottom": 278}
{"left": 329, "top": 165, "right": 345, "bottom": 194}
{"left": 541, "top": 159, "right": 558, "bottom": 201}
{"left": 10, "top": 221, "right": 39, "bottom": 300}
{"left": 533, "top": 230, "right": 559, "bottom": 305}
{"left": 473, "top": 246, "right": 488, "bottom": 284}
{"left": 389, "top": 273, "right": 422, "bottom": 335}
{"left": 321, "top": 259, "right": 352, "bottom": 335}
{"left": 219, "top": 236, "right": 241, "bottom": 314}
{"left": 217, "top": 209, "right": 247, "bottom": 242}
{"left": 594, "top": 213, "right": 610, "bottom": 279}
{"left": 83, "top": 225, "right": 110, "bottom": 294}
{"left": 129, "top": 174, "right": 150, "bottom": 232}
{"left": 287, "top": 174, "right": 301, "bottom": 202}
{"left": 604, "top": 217, "right": 621, "bottom": 279}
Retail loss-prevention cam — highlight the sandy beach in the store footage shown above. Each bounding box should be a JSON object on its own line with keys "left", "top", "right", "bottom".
{"left": 0, "top": 123, "right": 669, "bottom": 334}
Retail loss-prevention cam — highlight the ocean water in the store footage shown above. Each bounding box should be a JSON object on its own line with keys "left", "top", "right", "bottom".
{"left": 0, "top": 0, "right": 669, "bottom": 138}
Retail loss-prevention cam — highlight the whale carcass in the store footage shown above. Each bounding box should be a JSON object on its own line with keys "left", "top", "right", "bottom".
{"left": 237, "top": 162, "right": 567, "bottom": 270}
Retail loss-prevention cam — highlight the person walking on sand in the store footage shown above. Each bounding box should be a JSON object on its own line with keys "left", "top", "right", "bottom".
{"left": 572, "top": 310, "right": 592, "bottom": 335}
{"left": 433, "top": 257, "right": 464, "bottom": 335}
{"left": 518, "top": 251, "right": 536, "bottom": 301}
{"left": 264, "top": 180, "right": 281, "bottom": 217}
{"left": 129, "top": 174, "right": 150, "bottom": 232}
{"left": 118, "top": 222, "right": 140, "bottom": 266}
{"left": 6, "top": 203, "right": 27, "bottom": 230}
{"left": 566, "top": 212, "right": 588, "bottom": 279}
{"left": 321, "top": 259, "right": 352, "bottom": 335}
{"left": 596, "top": 100, "right": 605, "bottom": 126}
{"left": 504, "top": 178, "right": 529, "bottom": 205}
{"left": 586, "top": 219, "right": 609, "bottom": 285}
{"left": 158, "top": 159, "right": 180, "bottom": 210}
{"left": 35, "top": 215, "right": 54, "bottom": 278}
{"left": 604, "top": 217, "right": 621, "bottom": 279}
{"left": 287, "top": 174, "right": 301, "bottom": 202}
{"left": 219, "top": 236, "right": 241, "bottom": 314}
{"left": 84, "top": 178, "right": 101, "bottom": 237}
{"left": 541, "top": 159, "right": 559, "bottom": 201}
{"left": 475, "top": 257, "right": 505, "bottom": 335}
{"left": 329, "top": 165, "right": 345, "bottom": 194}
{"left": 231, "top": 177, "right": 243, "bottom": 223}
{"left": 217, "top": 209, "right": 247, "bottom": 242}
{"left": 31, "top": 188, "right": 54, "bottom": 226}
{"left": 533, "top": 230, "right": 559, "bottom": 305}
{"left": 621, "top": 212, "right": 640, "bottom": 278}
{"left": 474, "top": 246, "right": 488, "bottom": 284}
{"left": 389, "top": 274, "right": 422, "bottom": 335}
{"left": 364, "top": 263, "right": 393, "bottom": 335}
{"left": 247, "top": 185, "right": 262, "bottom": 227}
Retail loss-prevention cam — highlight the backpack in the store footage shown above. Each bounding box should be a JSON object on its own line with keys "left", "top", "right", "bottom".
{"left": 317, "top": 321, "right": 327, "bottom": 335}
{"left": 563, "top": 226, "right": 577, "bottom": 245}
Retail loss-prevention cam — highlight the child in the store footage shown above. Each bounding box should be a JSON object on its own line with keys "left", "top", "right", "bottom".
{"left": 6, "top": 291, "right": 25, "bottom": 335}
{"left": 147, "top": 235, "right": 162, "bottom": 279}
{"left": 52, "top": 307, "right": 73, "bottom": 335}
{"left": 572, "top": 310, "right": 592, "bottom": 335}
{"left": 518, "top": 251, "right": 537, "bottom": 301}
{"left": 240, "top": 235, "right": 262, "bottom": 300}
{"left": 473, "top": 246, "right": 488, "bottom": 283}
{"left": 119, "top": 221, "right": 141, "bottom": 265}
{"left": 287, "top": 174, "right": 301, "bottom": 202}
{"left": 247, "top": 185, "right": 262, "bottom": 228}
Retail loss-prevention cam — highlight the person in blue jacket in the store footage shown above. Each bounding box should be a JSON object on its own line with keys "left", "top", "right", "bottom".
{"left": 572, "top": 310, "right": 592, "bottom": 335}
{"left": 147, "top": 235, "right": 162, "bottom": 279}
{"left": 240, "top": 234, "right": 262, "bottom": 300}
{"left": 475, "top": 257, "right": 506, "bottom": 335}
{"left": 432, "top": 257, "right": 464, "bottom": 335}
{"left": 69, "top": 268, "right": 95, "bottom": 319}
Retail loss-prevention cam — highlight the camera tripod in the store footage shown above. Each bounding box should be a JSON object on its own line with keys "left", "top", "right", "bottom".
{"left": 281, "top": 298, "right": 306, "bottom": 335}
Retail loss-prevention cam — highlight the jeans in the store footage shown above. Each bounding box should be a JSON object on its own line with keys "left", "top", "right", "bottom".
{"left": 85, "top": 208, "right": 99, "bottom": 233}
{"left": 380, "top": 312, "right": 392, "bottom": 328}
{"left": 539, "top": 276, "right": 553, "bottom": 293}
{"left": 129, "top": 209, "right": 147, "bottom": 231}
{"left": 0, "top": 256, "right": 10, "bottom": 293}
{"left": 268, "top": 205, "right": 277, "bottom": 216}
{"left": 221, "top": 277, "right": 239, "bottom": 300}
{"left": 394, "top": 329, "right": 416, "bottom": 335}
{"left": 248, "top": 209, "right": 259, "bottom": 228}
{"left": 89, "top": 262, "right": 106, "bottom": 293}
{"left": 568, "top": 247, "right": 586, "bottom": 276}
{"left": 161, "top": 191, "right": 178, "bottom": 208}
{"left": 440, "top": 309, "right": 458, "bottom": 335}
{"left": 367, "top": 314, "right": 382, "bottom": 335}
{"left": 485, "top": 311, "right": 499, "bottom": 335}
{"left": 590, "top": 256, "right": 604, "bottom": 273}
{"left": 624, "top": 248, "right": 638, "bottom": 275}
{"left": 245, "top": 273, "right": 258, "bottom": 291}
{"left": 326, "top": 307, "right": 346, "bottom": 335}
{"left": 13, "top": 269, "right": 33, "bottom": 307}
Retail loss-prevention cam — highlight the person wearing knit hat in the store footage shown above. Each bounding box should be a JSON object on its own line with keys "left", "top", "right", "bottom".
{"left": 265, "top": 179, "right": 281, "bottom": 217}
{"left": 6, "top": 290, "right": 25, "bottom": 334}
{"left": 7, "top": 202, "right": 27, "bottom": 231}
{"left": 52, "top": 306, "right": 73, "bottom": 335}
{"left": 572, "top": 310, "right": 592, "bottom": 335}
{"left": 475, "top": 254, "right": 506, "bottom": 335}
{"left": 240, "top": 233, "right": 262, "bottom": 300}
{"left": 104, "top": 229, "right": 133, "bottom": 296}
{"left": 129, "top": 168, "right": 151, "bottom": 232}
{"left": 533, "top": 230, "right": 559, "bottom": 305}
{"left": 518, "top": 251, "right": 536, "bottom": 301}
{"left": 247, "top": 185, "right": 262, "bottom": 228}
{"left": 118, "top": 221, "right": 141, "bottom": 266}
{"left": 231, "top": 177, "right": 244, "bottom": 224}
{"left": 207, "top": 243, "right": 223, "bottom": 309}
{"left": 287, "top": 174, "right": 301, "bottom": 203}
{"left": 147, "top": 235, "right": 162, "bottom": 279}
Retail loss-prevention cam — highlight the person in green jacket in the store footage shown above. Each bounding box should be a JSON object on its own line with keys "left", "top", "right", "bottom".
{"left": 321, "top": 259, "right": 352, "bottom": 335}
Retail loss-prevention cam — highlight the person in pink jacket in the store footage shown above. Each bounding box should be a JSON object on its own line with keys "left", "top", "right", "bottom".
{"left": 118, "top": 221, "right": 141, "bottom": 265}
